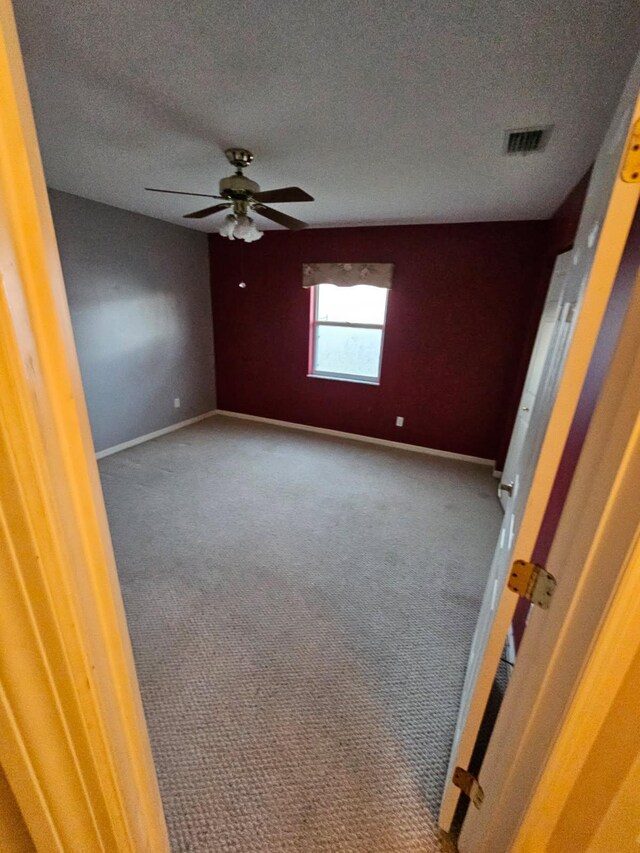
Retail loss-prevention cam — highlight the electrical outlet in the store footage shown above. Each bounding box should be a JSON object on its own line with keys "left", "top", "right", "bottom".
{"left": 395, "top": 416, "right": 404, "bottom": 427}
{"left": 174, "top": 397, "right": 181, "bottom": 408}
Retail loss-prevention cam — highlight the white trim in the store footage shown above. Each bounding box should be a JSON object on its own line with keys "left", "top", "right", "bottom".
{"left": 307, "top": 372, "right": 380, "bottom": 386}
{"left": 315, "top": 321, "right": 384, "bottom": 330}
{"left": 310, "top": 284, "right": 388, "bottom": 386}
{"left": 214, "top": 410, "right": 495, "bottom": 466}
{"left": 95, "top": 411, "right": 217, "bottom": 459}
{"left": 492, "top": 469, "right": 503, "bottom": 479}
{"left": 96, "top": 408, "right": 496, "bottom": 466}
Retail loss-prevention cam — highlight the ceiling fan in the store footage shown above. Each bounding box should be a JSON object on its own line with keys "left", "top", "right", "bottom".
{"left": 146, "top": 148, "right": 314, "bottom": 241}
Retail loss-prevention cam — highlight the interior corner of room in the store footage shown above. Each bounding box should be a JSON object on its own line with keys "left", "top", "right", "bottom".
{"left": 47, "top": 189, "right": 217, "bottom": 455}
{"left": 3, "top": 2, "right": 640, "bottom": 851}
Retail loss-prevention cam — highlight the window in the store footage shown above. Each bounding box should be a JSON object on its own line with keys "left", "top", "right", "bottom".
{"left": 309, "top": 284, "right": 389, "bottom": 384}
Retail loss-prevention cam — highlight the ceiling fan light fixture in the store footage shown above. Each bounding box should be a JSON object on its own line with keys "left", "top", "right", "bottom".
{"left": 218, "top": 213, "right": 237, "bottom": 239}
{"left": 219, "top": 212, "right": 263, "bottom": 242}
{"left": 235, "top": 214, "right": 263, "bottom": 242}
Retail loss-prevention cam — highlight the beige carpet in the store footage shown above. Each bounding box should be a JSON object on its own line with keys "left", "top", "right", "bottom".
{"left": 99, "top": 417, "right": 501, "bottom": 852}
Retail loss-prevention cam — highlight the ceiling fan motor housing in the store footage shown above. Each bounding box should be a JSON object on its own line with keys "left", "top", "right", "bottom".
{"left": 219, "top": 173, "right": 260, "bottom": 199}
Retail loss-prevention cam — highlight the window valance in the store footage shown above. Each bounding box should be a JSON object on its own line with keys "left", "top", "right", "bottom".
{"left": 302, "top": 263, "right": 394, "bottom": 289}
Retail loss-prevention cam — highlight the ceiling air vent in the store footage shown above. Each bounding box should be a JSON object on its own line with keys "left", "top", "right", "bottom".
{"left": 503, "top": 126, "right": 553, "bottom": 155}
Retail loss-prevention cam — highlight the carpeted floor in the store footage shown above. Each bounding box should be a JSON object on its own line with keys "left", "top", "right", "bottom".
{"left": 99, "top": 417, "right": 501, "bottom": 852}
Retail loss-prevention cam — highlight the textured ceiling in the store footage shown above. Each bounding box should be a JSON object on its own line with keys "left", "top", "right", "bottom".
{"left": 13, "top": 0, "right": 640, "bottom": 231}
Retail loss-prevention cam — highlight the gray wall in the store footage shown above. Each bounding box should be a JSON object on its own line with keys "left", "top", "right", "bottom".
{"left": 49, "top": 189, "right": 216, "bottom": 452}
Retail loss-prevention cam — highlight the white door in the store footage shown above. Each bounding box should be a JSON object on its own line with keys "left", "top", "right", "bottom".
{"left": 498, "top": 252, "right": 570, "bottom": 510}
{"left": 445, "top": 256, "right": 582, "bottom": 797}
{"left": 439, "top": 58, "right": 640, "bottom": 831}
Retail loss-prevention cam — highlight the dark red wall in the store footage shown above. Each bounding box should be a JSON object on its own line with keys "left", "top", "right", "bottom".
{"left": 210, "top": 221, "right": 550, "bottom": 461}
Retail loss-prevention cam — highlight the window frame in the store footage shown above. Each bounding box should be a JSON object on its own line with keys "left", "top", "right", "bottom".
{"left": 307, "top": 284, "right": 388, "bottom": 385}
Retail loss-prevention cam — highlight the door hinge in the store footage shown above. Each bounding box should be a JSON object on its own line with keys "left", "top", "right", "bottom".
{"left": 508, "top": 560, "right": 557, "bottom": 609}
{"left": 621, "top": 118, "right": 640, "bottom": 183}
{"left": 453, "top": 767, "right": 484, "bottom": 809}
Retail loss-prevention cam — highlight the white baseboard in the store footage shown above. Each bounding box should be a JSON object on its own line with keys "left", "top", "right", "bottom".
{"left": 96, "top": 408, "right": 496, "bottom": 467}
{"left": 215, "top": 410, "right": 495, "bottom": 467}
{"left": 95, "top": 411, "right": 217, "bottom": 459}
{"left": 493, "top": 469, "right": 503, "bottom": 479}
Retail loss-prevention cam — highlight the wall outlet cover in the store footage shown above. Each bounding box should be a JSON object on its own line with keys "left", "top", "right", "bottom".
{"left": 396, "top": 416, "right": 404, "bottom": 427}
{"left": 174, "top": 398, "right": 181, "bottom": 408}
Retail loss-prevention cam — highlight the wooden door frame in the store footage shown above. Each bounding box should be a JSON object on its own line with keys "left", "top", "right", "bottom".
{"left": 460, "top": 225, "right": 640, "bottom": 851}
{"left": 440, "top": 61, "right": 640, "bottom": 829}
{"left": 0, "top": 1, "right": 169, "bottom": 849}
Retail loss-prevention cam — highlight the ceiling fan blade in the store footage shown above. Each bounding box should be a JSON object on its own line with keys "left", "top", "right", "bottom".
{"left": 252, "top": 187, "right": 314, "bottom": 203}
{"left": 183, "top": 203, "right": 231, "bottom": 219}
{"left": 145, "top": 187, "right": 224, "bottom": 200}
{"left": 253, "top": 204, "right": 308, "bottom": 231}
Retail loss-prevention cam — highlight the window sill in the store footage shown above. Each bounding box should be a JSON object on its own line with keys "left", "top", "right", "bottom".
{"left": 307, "top": 373, "right": 380, "bottom": 386}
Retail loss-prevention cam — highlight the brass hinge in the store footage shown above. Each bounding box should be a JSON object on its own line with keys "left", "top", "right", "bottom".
{"left": 453, "top": 767, "right": 484, "bottom": 809}
{"left": 508, "top": 560, "right": 557, "bottom": 609}
{"left": 621, "top": 119, "right": 640, "bottom": 183}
